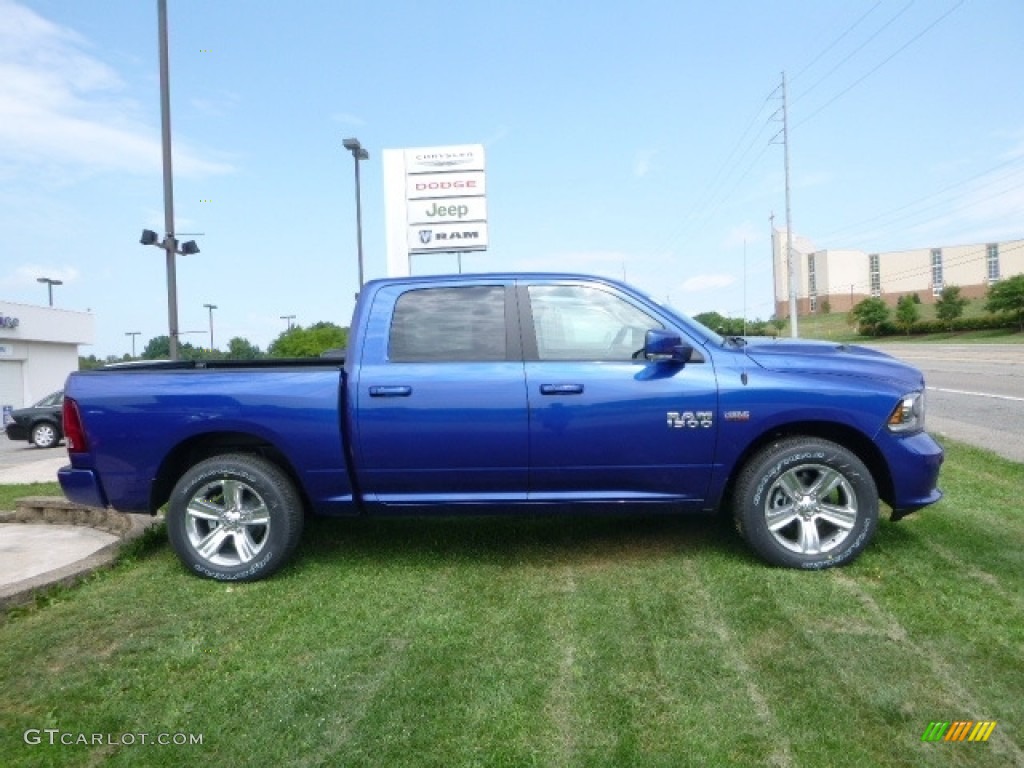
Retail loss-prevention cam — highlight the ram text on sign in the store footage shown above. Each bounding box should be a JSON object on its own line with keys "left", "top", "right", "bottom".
{"left": 408, "top": 222, "right": 489, "bottom": 252}
{"left": 405, "top": 171, "right": 486, "bottom": 200}
{"left": 407, "top": 197, "right": 487, "bottom": 224}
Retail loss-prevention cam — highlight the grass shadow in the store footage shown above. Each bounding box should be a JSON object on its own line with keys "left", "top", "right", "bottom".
{"left": 294, "top": 510, "right": 748, "bottom": 571}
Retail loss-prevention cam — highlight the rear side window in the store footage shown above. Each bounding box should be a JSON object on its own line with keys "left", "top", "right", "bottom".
{"left": 37, "top": 391, "right": 63, "bottom": 407}
{"left": 389, "top": 286, "right": 507, "bottom": 362}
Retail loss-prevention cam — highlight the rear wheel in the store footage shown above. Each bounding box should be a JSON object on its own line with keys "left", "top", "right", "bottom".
{"left": 166, "top": 454, "right": 304, "bottom": 581}
{"left": 733, "top": 437, "right": 878, "bottom": 569}
{"left": 31, "top": 422, "right": 59, "bottom": 448}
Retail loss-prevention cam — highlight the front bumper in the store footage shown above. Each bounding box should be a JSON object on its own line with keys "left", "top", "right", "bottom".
{"left": 5, "top": 423, "right": 29, "bottom": 441}
{"left": 886, "top": 430, "right": 944, "bottom": 520}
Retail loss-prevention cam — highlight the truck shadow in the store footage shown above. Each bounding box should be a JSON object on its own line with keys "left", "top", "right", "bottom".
{"left": 295, "top": 512, "right": 750, "bottom": 570}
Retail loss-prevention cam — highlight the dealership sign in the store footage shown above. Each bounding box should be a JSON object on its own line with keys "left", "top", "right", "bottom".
{"left": 407, "top": 196, "right": 488, "bottom": 224}
{"left": 404, "top": 147, "right": 485, "bottom": 174}
{"left": 406, "top": 172, "right": 486, "bottom": 199}
{"left": 383, "top": 143, "right": 488, "bottom": 275}
{"left": 407, "top": 222, "right": 489, "bottom": 250}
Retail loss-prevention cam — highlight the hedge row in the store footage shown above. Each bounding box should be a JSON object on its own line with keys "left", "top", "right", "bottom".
{"left": 860, "top": 312, "right": 1019, "bottom": 337}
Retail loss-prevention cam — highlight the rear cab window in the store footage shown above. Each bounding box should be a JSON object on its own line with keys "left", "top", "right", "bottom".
{"left": 388, "top": 285, "right": 509, "bottom": 362}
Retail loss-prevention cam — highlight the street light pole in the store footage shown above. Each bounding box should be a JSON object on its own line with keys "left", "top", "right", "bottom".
{"left": 125, "top": 331, "right": 141, "bottom": 357}
{"left": 203, "top": 303, "right": 217, "bottom": 350}
{"left": 36, "top": 277, "right": 63, "bottom": 306}
{"left": 156, "top": 0, "right": 182, "bottom": 360}
{"left": 342, "top": 138, "right": 369, "bottom": 290}
{"left": 280, "top": 315, "right": 296, "bottom": 331}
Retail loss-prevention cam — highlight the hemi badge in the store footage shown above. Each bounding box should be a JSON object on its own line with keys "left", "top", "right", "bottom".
{"left": 724, "top": 410, "right": 751, "bottom": 421}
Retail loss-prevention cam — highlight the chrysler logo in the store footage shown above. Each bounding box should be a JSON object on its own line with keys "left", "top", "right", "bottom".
{"left": 414, "top": 152, "right": 475, "bottom": 168}
{"left": 418, "top": 230, "right": 433, "bottom": 244}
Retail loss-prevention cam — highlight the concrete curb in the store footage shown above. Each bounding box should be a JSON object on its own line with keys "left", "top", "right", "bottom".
{"left": 0, "top": 497, "right": 163, "bottom": 611}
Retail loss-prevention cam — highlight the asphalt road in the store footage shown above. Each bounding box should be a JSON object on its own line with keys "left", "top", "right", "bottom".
{"left": 866, "top": 343, "right": 1024, "bottom": 464}
{"left": 0, "top": 435, "right": 65, "bottom": 466}
{"left": 2, "top": 343, "right": 1022, "bottom": 473}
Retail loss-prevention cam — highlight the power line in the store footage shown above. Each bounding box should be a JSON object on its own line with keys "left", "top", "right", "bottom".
{"left": 795, "top": 0, "right": 965, "bottom": 130}
{"left": 791, "top": 1, "right": 884, "bottom": 83}
{"left": 817, "top": 155, "right": 1024, "bottom": 244}
{"left": 645, "top": 86, "right": 779, "bottom": 259}
{"left": 793, "top": 0, "right": 912, "bottom": 104}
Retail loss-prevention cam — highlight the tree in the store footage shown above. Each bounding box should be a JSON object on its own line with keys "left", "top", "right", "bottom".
{"left": 141, "top": 336, "right": 202, "bottom": 360}
{"left": 851, "top": 297, "right": 889, "bottom": 336}
{"left": 895, "top": 295, "right": 919, "bottom": 335}
{"left": 820, "top": 299, "right": 832, "bottom": 315}
{"left": 985, "top": 274, "right": 1024, "bottom": 332}
{"left": 268, "top": 322, "right": 349, "bottom": 358}
{"left": 225, "top": 337, "right": 263, "bottom": 360}
{"left": 935, "top": 285, "right": 968, "bottom": 330}
{"left": 693, "top": 311, "right": 728, "bottom": 333}
{"left": 142, "top": 335, "right": 171, "bottom": 359}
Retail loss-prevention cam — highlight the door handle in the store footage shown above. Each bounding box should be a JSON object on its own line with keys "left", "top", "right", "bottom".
{"left": 539, "top": 384, "right": 584, "bottom": 395}
{"left": 369, "top": 385, "right": 413, "bottom": 397}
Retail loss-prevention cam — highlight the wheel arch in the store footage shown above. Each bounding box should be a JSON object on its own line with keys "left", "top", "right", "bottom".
{"left": 150, "top": 431, "right": 310, "bottom": 514}
{"left": 722, "top": 421, "right": 894, "bottom": 509}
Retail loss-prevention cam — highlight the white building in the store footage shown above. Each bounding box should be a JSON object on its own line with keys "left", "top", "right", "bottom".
{"left": 772, "top": 234, "right": 1024, "bottom": 317}
{"left": 0, "top": 300, "right": 95, "bottom": 415}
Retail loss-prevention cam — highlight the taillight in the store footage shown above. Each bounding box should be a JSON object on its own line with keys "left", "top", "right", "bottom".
{"left": 63, "top": 397, "right": 89, "bottom": 453}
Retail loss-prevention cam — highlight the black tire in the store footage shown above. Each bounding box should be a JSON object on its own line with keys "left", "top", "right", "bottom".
{"left": 31, "top": 422, "right": 59, "bottom": 449}
{"left": 733, "top": 437, "right": 878, "bottom": 570}
{"left": 166, "top": 454, "right": 304, "bottom": 581}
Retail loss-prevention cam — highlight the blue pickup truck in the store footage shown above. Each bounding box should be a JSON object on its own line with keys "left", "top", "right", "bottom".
{"left": 59, "top": 273, "right": 943, "bottom": 581}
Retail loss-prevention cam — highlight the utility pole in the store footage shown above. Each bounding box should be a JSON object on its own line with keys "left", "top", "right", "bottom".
{"left": 126, "top": 331, "right": 141, "bottom": 358}
{"left": 781, "top": 71, "right": 799, "bottom": 338}
{"left": 158, "top": 0, "right": 180, "bottom": 360}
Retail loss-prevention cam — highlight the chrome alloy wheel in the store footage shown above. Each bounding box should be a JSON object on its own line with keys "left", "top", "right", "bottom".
{"left": 185, "top": 478, "right": 271, "bottom": 567}
{"left": 762, "top": 463, "right": 859, "bottom": 556}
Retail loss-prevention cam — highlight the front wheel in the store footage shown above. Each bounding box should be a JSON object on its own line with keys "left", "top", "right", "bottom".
{"left": 733, "top": 437, "right": 878, "bottom": 570}
{"left": 166, "top": 454, "right": 304, "bottom": 581}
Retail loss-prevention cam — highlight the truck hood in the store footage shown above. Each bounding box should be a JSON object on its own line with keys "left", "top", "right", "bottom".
{"left": 739, "top": 338, "right": 924, "bottom": 390}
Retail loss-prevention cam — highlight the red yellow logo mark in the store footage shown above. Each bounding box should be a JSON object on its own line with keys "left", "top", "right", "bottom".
{"left": 921, "top": 721, "right": 997, "bottom": 742}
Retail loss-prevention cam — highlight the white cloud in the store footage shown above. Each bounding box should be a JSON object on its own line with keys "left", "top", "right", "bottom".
{"left": 331, "top": 112, "right": 366, "bottom": 126}
{"left": 721, "top": 222, "right": 763, "bottom": 250}
{"left": 483, "top": 125, "right": 511, "bottom": 147}
{"left": 633, "top": 149, "right": 657, "bottom": 178}
{"left": 0, "top": 263, "right": 81, "bottom": 290}
{"left": 0, "top": 0, "right": 232, "bottom": 178}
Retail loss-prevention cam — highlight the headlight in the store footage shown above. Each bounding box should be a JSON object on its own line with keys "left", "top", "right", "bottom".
{"left": 887, "top": 391, "right": 925, "bottom": 433}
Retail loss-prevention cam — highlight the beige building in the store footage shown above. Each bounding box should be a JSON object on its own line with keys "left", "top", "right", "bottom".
{"left": 772, "top": 233, "right": 1024, "bottom": 318}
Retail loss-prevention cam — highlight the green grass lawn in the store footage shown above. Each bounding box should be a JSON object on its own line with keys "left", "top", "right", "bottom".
{"left": 1, "top": 440, "right": 1021, "bottom": 767}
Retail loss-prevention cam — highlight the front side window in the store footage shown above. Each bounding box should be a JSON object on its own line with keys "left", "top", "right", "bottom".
{"left": 389, "top": 286, "right": 506, "bottom": 362}
{"left": 528, "top": 285, "right": 662, "bottom": 361}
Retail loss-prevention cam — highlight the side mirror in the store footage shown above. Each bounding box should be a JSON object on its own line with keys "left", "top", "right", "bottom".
{"left": 644, "top": 329, "right": 695, "bottom": 363}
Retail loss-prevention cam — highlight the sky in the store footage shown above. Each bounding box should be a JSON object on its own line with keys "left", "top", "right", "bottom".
{"left": 1, "top": 0, "right": 1023, "bottom": 358}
